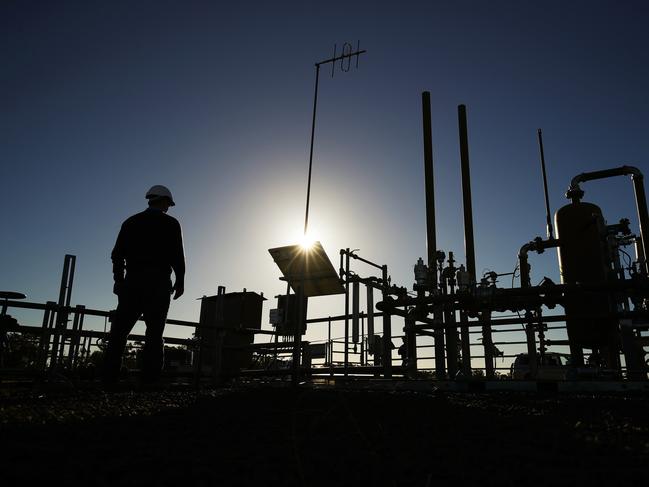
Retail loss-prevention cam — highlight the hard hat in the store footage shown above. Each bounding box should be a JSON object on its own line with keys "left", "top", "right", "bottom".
{"left": 145, "top": 185, "right": 175, "bottom": 206}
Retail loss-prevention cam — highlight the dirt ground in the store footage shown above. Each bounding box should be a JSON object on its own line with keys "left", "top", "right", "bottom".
{"left": 1, "top": 382, "right": 648, "bottom": 486}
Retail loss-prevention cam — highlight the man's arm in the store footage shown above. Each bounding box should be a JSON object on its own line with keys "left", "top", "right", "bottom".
{"left": 111, "top": 223, "right": 127, "bottom": 294}
{"left": 171, "top": 220, "right": 185, "bottom": 300}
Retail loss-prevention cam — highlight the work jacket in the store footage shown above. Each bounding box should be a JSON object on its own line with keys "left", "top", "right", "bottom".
{"left": 111, "top": 208, "right": 185, "bottom": 288}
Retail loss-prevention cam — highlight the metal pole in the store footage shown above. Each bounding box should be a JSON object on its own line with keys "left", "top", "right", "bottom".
{"left": 481, "top": 311, "right": 494, "bottom": 379}
{"left": 632, "top": 175, "right": 649, "bottom": 275}
{"left": 292, "top": 285, "right": 305, "bottom": 386}
{"left": 524, "top": 310, "right": 537, "bottom": 379}
{"left": 458, "top": 105, "right": 476, "bottom": 281}
{"left": 74, "top": 305, "right": 85, "bottom": 368}
{"left": 328, "top": 317, "right": 333, "bottom": 376}
{"left": 366, "top": 286, "right": 374, "bottom": 341}
{"left": 304, "top": 64, "right": 321, "bottom": 236}
{"left": 444, "top": 308, "right": 458, "bottom": 379}
{"left": 344, "top": 249, "right": 350, "bottom": 376}
{"left": 434, "top": 261, "right": 446, "bottom": 379}
{"left": 212, "top": 286, "right": 226, "bottom": 385}
{"left": 352, "top": 280, "right": 360, "bottom": 344}
{"left": 537, "top": 129, "right": 554, "bottom": 240}
{"left": 422, "top": 92, "right": 437, "bottom": 286}
{"left": 67, "top": 307, "right": 81, "bottom": 368}
{"left": 65, "top": 255, "right": 76, "bottom": 307}
{"left": 51, "top": 255, "right": 72, "bottom": 368}
{"left": 361, "top": 315, "right": 365, "bottom": 366}
{"left": 38, "top": 302, "right": 53, "bottom": 370}
{"left": 459, "top": 311, "right": 472, "bottom": 376}
{"left": 405, "top": 313, "right": 417, "bottom": 377}
{"left": 381, "top": 265, "right": 392, "bottom": 378}
{"left": 445, "top": 252, "right": 458, "bottom": 378}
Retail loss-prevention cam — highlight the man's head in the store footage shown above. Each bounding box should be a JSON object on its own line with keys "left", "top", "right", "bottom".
{"left": 146, "top": 185, "right": 175, "bottom": 212}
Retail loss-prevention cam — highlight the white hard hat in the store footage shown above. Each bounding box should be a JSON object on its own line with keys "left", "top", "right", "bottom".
{"left": 145, "top": 185, "right": 175, "bottom": 206}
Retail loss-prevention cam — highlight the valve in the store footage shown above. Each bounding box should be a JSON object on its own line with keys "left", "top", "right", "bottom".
{"left": 414, "top": 257, "right": 428, "bottom": 286}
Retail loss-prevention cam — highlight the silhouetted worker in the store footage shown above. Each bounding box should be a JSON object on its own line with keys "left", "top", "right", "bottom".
{"left": 102, "top": 185, "right": 185, "bottom": 386}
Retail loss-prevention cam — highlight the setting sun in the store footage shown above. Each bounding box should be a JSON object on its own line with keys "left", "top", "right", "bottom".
{"left": 299, "top": 232, "right": 317, "bottom": 250}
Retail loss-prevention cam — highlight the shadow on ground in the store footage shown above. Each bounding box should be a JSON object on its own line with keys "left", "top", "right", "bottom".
{"left": 1, "top": 385, "right": 648, "bottom": 486}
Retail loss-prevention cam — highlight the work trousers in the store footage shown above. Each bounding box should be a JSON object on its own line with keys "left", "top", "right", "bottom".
{"left": 103, "top": 281, "right": 171, "bottom": 384}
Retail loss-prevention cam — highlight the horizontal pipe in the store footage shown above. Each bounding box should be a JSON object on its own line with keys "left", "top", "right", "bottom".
{"left": 379, "top": 278, "right": 649, "bottom": 310}
{"left": 13, "top": 324, "right": 192, "bottom": 346}
{"left": 569, "top": 165, "right": 642, "bottom": 189}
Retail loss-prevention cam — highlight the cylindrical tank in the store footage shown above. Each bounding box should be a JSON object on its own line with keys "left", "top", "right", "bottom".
{"left": 555, "top": 201, "right": 615, "bottom": 349}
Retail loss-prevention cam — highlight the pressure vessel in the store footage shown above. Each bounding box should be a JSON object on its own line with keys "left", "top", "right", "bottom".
{"left": 555, "top": 201, "right": 615, "bottom": 347}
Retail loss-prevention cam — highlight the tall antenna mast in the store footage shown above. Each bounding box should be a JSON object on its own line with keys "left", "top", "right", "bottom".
{"left": 537, "top": 128, "right": 554, "bottom": 240}
{"left": 303, "top": 41, "right": 367, "bottom": 236}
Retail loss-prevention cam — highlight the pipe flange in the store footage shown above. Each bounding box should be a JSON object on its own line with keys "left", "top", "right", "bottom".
{"left": 565, "top": 186, "right": 584, "bottom": 202}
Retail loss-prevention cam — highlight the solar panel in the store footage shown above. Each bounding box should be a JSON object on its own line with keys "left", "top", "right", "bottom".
{"left": 268, "top": 241, "right": 345, "bottom": 297}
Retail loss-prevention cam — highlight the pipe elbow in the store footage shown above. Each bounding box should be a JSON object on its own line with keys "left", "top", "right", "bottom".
{"left": 623, "top": 165, "right": 643, "bottom": 180}
{"left": 569, "top": 173, "right": 587, "bottom": 189}
{"left": 518, "top": 242, "right": 534, "bottom": 259}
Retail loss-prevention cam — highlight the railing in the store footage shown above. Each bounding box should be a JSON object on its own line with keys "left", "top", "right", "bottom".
{"left": 1, "top": 298, "right": 646, "bottom": 383}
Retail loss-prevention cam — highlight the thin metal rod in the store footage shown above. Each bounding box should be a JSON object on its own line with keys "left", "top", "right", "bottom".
{"left": 304, "top": 64, "right": 320, "bottom": 235}
{"left": 458, "top": 105, "right": 476, "bottom": 280}
{"left": 537, "top": 129, "right": 554, "bottom": 239}
{"left": 316, "top": 48, "right": 367, "bottom": 67}
{"left": 304, "top": 47, "right": 367, "bottom": 235}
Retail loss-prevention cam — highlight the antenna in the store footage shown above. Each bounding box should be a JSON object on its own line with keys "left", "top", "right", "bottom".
{"left": 303, "top": 42, "right": 367, "bottom": 236}
{"left": 537, "top": 128, "right": 554, "bottom": 240}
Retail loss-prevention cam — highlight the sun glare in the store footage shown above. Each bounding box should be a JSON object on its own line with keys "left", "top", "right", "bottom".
{"left": 299, "top": 232, "right": 317, "bottom": 250}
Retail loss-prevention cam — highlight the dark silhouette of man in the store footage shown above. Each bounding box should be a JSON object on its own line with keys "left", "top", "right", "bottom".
{"left": 103, "top": 185, "right": 185, "bottom": 386}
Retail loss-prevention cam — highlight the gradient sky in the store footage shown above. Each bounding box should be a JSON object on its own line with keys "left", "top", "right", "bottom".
{"left": 2, "top": 1, "right": 648, "bottom": 358}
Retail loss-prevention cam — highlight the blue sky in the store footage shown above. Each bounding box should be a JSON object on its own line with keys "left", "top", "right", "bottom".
{"left": 2, "top": 1, "right": 648, "bottom": 363}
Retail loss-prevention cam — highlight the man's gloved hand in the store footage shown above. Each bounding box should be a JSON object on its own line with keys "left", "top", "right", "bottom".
{"left": 113, "top": 281, "right": 125, "bottom": 296}
{"left": 172, "top": 282, "right": 184, "bottom": 300}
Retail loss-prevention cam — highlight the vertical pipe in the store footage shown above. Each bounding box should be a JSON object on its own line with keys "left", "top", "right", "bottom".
{"left": 422, "top": 92, "right": 437, "bottom": 287}
{"left": 65, "top": 255, "right": 76, "bottom": 307}
{"left": 57, "top": 256, "right": 71, "bottom": 309}
{"left": 458, "top": 105, "right": 476, "bottom": 281}
{"left": 635, "top": 237, "right": 645, "bottom": 274}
